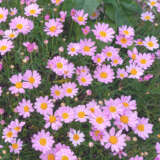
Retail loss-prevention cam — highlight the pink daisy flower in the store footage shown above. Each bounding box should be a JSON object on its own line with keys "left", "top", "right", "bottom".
{"left": 62, "top": 82, "right": 78, "bottom": 98}
{"left": 127, "top": 47, "right": 139, "bottom": 61}
{"left": 129, "top": 155, "right": 144, "bottom": 160}
{"left": 82, "top": 26, "right": 90, "bottom": 35}
{"left": 68, "top": 128, "right": 85, "bottom": 146}
{"left": 2, "top": 127, "right": 17, "bottom": 143}
{"left": 40, "top": 149, "right": 56, "bottom": 160}
{"left": 47, "top": 56, "right": 68, "bottom": 76}
{"left": 114, "top": 110, "right": 138, "bottom": 131}
{"left": 90, "top": 10, "right": 100, "bottom": 20}
{"left": 44, "top": 113, "right": 62, "bottom": 130}
{"left": 9, "top": 139, "right": 23, "bottom": 154}
{"left": 0, "top": 39, "right": 14, "bottom": 56}
{"left": 102, "top": 46, "right": 119, "bottom": 60}
{"left": 116, "top": 35, "right": 133, "bottom": 48}
{"left": 134, "top": 117, "right": 153, "bottom": 140}
{"left": 62, "top": 62, "right": 75, "bottom": 79}
{"left": 76, "top": 65, "right": 90, "bottom": 75}
{"left": 113, "top": 150, "right": 127, "bottom": 159}
{"left": 8, "top": 119, "right": 25, "bottom": 134}
{"left": 9, "top": 73, "right": 25, "bottom": 94}
{"left": 92, "top": 22, "right": 115, "bottom": 43}
{"left": 90, "top": 127, "right": 105, "bottom": 141}
{"left": 23, "top": 42, "right": 38, "bottom": 53}
{"left": 92, "top": 53, "right": 106, "bottom": 65}
{"left": 55, "top": 146, "right": 77, "bottom": 160}
{"left": 103, "top": 127, "right": 126, "bottom": 152}
{"left": 143, "top": 36, "right": 159, "bottom": 51}
{"left": 59, "top": 11, "right": 67, "bottom": 23}
{"left": 51, "top": 0, "right": 64, "bottom": 6}
{"left": 3, "top": 30, "right": 19, "bottom": 40}
{"left": 9, "top": 16, "right": 34, "bottom": 35}
{"left": 34, "top": 96, "right": 54, "bottom": 116}
{"left": 120, "top": 95, "right": 137, "bottom": 111}
{"left": 72, "top": 9, "right": 88, "bottom": 25}
{"left": 32, "top": 130, "right": 55, "bottom": 153}
{"left": 86, "top": 100, "right": 100, "bottom": 115}
{"left": 111, "top": 55, "right": 123, "bottom": 67}
{"left": 44, "top": 18, "right": 63, "bottom": 37}
{"left": 0, "top": 7, "right": 8, "bottom": 23}
{"left": 74, "top": 105, "right": 88, "bottom": 122}
{"left": 141, "top": 11, "right": 155, "bottom": 22}
{"left": 116, "top": 68, "right": 128, "bottom": 80}
{"left": 89, "top": 110, "right": 111, "bottom": 130}
{"left": 16, "top": 98, "right": 34, "bottom": 118}
{"left": 79, "top": 38, "right": 97, "bottom": 56}
{"left": 94, "top": 64, "right": 115, "bottom": 84}
{"left": 10, "top": 8, "right": 17, "bottom": 16}
{"left": 103, "top": 98, "right": 123, "bottom": 120}
{"left": 67, "top": 42, "right": 80, "bottom": 56}
{"left": 56, "top": 106, "right": 74, "bottom": 123}
{"left": 23, "top": 70, "right": 41, "bottom": 89}
{"left": 135, "top": 53, "right": 154, "bottom": 69}
{"left": 119, "top": 25, "right": 135, "bottom": 38}
{"left": 24, "top": 3, "right": 42, "bottom": 17}
{"left": 126, "top": 63, "right": 144, "bottom": 79}
{"left": 50, "top": 85, "right": 64, "bottom": 100}
{"left": 135, "top": 39, "right": 144, "bottom": 46}
{"left": 148, "top": 0, "right": 158, "bottom": 8}
{"left": 156, "top": 142, "right": 160, "bottom": 154}
{"left": 77, "top": 73, "right": 93, "bottom": 86}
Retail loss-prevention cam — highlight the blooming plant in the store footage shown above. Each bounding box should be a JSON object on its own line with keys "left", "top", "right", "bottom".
{"left": 0, "top": 0, "right": 160, "bottom": 160}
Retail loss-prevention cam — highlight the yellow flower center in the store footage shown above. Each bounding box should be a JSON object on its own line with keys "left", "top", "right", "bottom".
{"left": 91, "top": 12, "right": 97, "bottom": 17}
{"left": 12, "top": 143, "right": 18, "bottom": 150}
{"left": 62, "top": 112, "right": 69, "bottom": 119}
{"left": 56, "top": 0, "right": 61, "bottom": 4}
{"left": 73, "top": 134, "right": 80, "bottom": 141}
{"left": 99, "top": 31, "right": 107, "bottom": 37}
{"left": 96, "top": 117, "right": 104, "bottom": 124}
{"left": 137, "top": 124, "right": 145, "bottom": 132}
{"left": 29, "top": 9, "right": 36, "bottom": 15}
{"left": 83, "top": 46, "right": 90, "bottom": 52}
{"left": 131, "top": 53, "right": 136, "bottom": 60}
{"left": 145, "top": 16, "right": 151, "bottom": 20}
{"left": 109, "top": 106, "right": 116, "bottom": 113}
{"left": 39, "top": 138, "right": 47, "bottom": 146}
{"left": 66, "top": 88, "right": 72, "bottom": 94}
{"left": 90, "top": 108, "right": 95, "bottom": 113}
{"left": 15, "top": 82, "right": 23, "bottom": 89}
{"left": 28, "top": 77, "right": 35, "bottom": 84}
{"left": 94, "top": 130, "right": 100, "bottom": 136}
{"left": 0, "top": 45, "right": 7, "bottom": 51}
{"left": 70, "top": 47, "right": 75, "bottom": 52}
{"left": 137, "top": 41, "right": 143, "bottom": 45}
{"left": 81, "top": 77, "right": 87, "bottom": 83}
{"left": 140, "top": 59, "right": 147, "bottom": 64}
{"left": 55, "top": 90, "right": 61, "bottom": 96}
{"left": 120, "top": 37, "right": 127, "bottom": 44}
{"left": 123, "top": 30, "right": 129, "bottom": 35}
{"left": 120, "top": 115, "right": 129, "bottom": 124}
{"left": 48, "top": 154, "right": 55, "bottom": 160}
{"left": 16, "top": 24, "right": 23, "bottom": 30}
{"left": 0, "top": 14, "right": 4, "bottom": 19}
{"left": 61, "top": 156, "right": 69, "bottom": 160}
{"left": 130, "top": 68, "right": 137, "bottom": 75}
{"left": 77, "top": 16, "right": 84, "bottom": 22}
{"left": 24, "top": 105, "right": 29, "bottom": 112}
{"left": 150, "top": 1, "right": 156, "bottom": 6}
{"left": 97, "top": 57, "right": 101, "bottom": 63}
{"left": 6, "top": 131, "right": 13, "bottom": 138}
{"left": 109, "top": 136, "right": 118, "bottom": 144}
{"left": 100, "top": 72, "right": 108, "bottom": 79}
{"left": 78, "top": 111, "right": 85, "bottom": 118}
{"left": 147, "top": 41, "right": 154, "bottom": 47}
{"left": 123, "top": 102, "right": 129, "bottom": 108}
{"left": 49, "top": 115, "right": 56, "bottom": 123}
{"left": 49, "top": 26, "right": 57, "bottom": 32}
{"left": 113, "top": 59, "right": 118, "bottom": 64}
{"left": 56, "top": 62, "right": 63, "bottom": 69}
{"left": 120, "top": 73, "right": 124, "bottom": 78}
{"left": 14, "top": 126, "right": 21, "bottom": 132}
{"left": 40, "top": 103, "right": 48, "bottom": 110}
{"left": 9, "top": 33, "right": 15, "bottom": 38}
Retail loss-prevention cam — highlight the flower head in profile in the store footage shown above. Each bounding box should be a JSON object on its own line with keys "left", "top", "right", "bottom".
{"left": 51, "top": 0, "right": 64, "bottom": 6}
